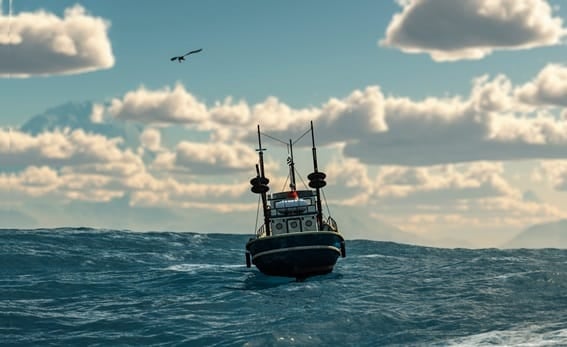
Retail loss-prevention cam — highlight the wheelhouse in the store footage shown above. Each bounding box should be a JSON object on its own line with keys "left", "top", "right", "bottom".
{"left": 268, "top": 190, "right": 319, "bottom": 235}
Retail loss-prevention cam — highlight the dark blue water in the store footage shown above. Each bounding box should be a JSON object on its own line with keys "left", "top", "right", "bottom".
{"left": 1, "top": 228, "right": 566, "bottom": 346}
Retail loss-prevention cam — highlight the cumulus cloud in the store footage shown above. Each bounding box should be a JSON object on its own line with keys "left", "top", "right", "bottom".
{"left": 95, "top": 68, "right": 567, "bottom": 167}
{"left": 325, "top": 157, "right": 374, "bottom": 205}
{"left": 139, "top": 128, "right": 161, "bottom": 152}
{"left": 374, "top": 162, "right": 519, "bottom": 201}
{"left": 90, "top": 104, "right": 105, "bottom": 124}
{"left": 387, "top": 195, "right": 565, "bottom": 235}
{"left": 107, "top": 83, "right": 208, "bottom": 125}
{"left": 515, "top": 64, "right": 567, "bottom": 107}
{"left": 153, "top": 140, "right": 260, "bottom": 175}
{"left": 0, "top": 128, "right": 254, "bottom": 208}
{"left": 534, "top": 160, "right": 567, "bottom": 191}
{"left": 380, "top": 0, "right": 566, "bottom": 61}
{"left": 343, "top": 75, "right": 567, "bottom": 166}
{"left": 0, "top": 5, "right": 114, "bottom": 77}
{"left": 0, "top": 128, "right": 128, "bottom": 167}
{"left": 97, "top": 84, "right": 388, "bottom": 145}
{"left": 325, "top": 158, "right": 520, "bottom": 206}
{"left": 370, "top": 165, "right": 565, "bottom": 240}
{"left": 129, "top": 177, "right": 250, "bottom": 212}
{"left": 323, "top": 158, "right": 563, "bottom": 242}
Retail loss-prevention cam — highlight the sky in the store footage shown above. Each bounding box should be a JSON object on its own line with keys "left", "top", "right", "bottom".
{"left": 2, "top": 0, "right": 567, "bottom": 247}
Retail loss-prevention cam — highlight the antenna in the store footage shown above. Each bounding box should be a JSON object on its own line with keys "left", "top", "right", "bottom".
{"left": 308, "top": 121, "right": 326, "bottom": 229}
{"left": 288, "top": 139, "right": 296, "bottom": 191}
{"left": 250, "top": 125, "right": 271, "bottom": 236}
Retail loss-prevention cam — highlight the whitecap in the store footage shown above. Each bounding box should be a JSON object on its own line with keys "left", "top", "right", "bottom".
{"left": 165, "top": 263, "right": 244, "bottom": 274}
{"left": 447, "top": 324, "right": 567, "bottom": 347}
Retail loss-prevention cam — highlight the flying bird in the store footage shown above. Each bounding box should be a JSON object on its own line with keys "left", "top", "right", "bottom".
{"left": 170, "top": 48, "right": 203, "bottom": 63}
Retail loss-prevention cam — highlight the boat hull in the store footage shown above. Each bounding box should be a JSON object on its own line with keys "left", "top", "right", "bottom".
{"left": 246, "top": 231, "right": 345, "bottom": 278}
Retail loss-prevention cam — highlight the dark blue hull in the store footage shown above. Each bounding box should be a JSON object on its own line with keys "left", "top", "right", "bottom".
{"left": 246, "top": 231, "right": 345, "bottom": 278}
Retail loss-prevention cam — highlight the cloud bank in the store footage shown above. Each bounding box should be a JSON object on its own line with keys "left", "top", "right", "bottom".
{"left": 0, "top": 5, "right": 114, "bottom": 77}
{"left": 96, "top": 64, "right": 567, "bottom": 167}
{"left": 5, "top": 62, "right": 567, "bottom": 241}
{"left": 0, "top": 127, "right": 250, "bottom": 209}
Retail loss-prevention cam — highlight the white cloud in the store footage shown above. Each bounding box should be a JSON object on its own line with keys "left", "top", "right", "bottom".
{"left": 0, "top": 5, "right": 114, "bottom": 77}
{"left": 107, "top": 83, "right": 208, "bottom": 125}
{"left": 534, "top": 160, "right": 567, "bottom": 191}
{"left": 380, "top": 0, "right": 566, "bottom": 61}
{"left": 90, "top": 104, "right": 105, "bottom": 124}
{"left": 515, "top": 64, "right": 567, "bottom": 107}
{"left": 317, "top": 86, "right": 388, "bottom": 141}
{"left": 0, "top": 127, "right": 259, "bottom": 209}
{"left": 374, "top": 162, "right": 519, "bottom": 201}
{"left": 98, "top": 85, "right": 384, "bottom": 143}
{"left": 343, "top": 74, "right": 567, "bottom": 166}
{"left": 390, "top": 195, "right": 564, "bottom": 232}
{"left": 139, "top": 128, "right": 161, "bottom": 152}
{"left": 153, "top": 140, "right": 259, "bottom": 175}
{"left": 328, "top": 159, "right": 565, "bottom": 244}
{"left": 210, "top": 97, "right": 252, "bottom": 126}
{"left": 95, "top": 69, "right": 567, "bottom": 167}
{"left": 0, "top": 128, "right": 127, "bottom": 167}
{"left": 146, "top": 181, "right": 251, "bottom": 209}
{"left": 325, "top": 157, "right": 374, "bottom": 205}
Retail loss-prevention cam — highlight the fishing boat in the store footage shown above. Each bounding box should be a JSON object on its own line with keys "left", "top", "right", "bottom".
{"left": 245, "top": 121, "right": 346, "bottom": 279}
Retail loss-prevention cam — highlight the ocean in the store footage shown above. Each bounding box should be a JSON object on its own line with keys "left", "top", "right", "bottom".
{"left": 1, "top": 228, "right": 566, "bottom": 346}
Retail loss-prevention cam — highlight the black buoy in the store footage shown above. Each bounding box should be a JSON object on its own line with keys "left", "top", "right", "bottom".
{"left": 308, "top": 171, "right": 327, "bottom": 189}
{"left": 307, "top": 172, "right": 326, "bottom": 181}
{"left": 251, "top": 184, "right": 269, "bottom": 194}
{"left": 250, "top": 175, "right": 270, "bottom": 194}
{"left": 250, "top": 176, "right": 269, "bottom": 186}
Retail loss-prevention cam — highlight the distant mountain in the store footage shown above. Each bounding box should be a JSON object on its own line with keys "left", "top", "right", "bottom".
{"left": 503, "top": 220, "right": 567, "bottom": 249}
{"left": 19, "top": 101, "right": 142, "bottom": 148}
{"left": 329, "top": 206, "right": 429, "bottom": 245}
{"left": 20, "top": 195, "right": 189, "bottom": 232}
{"left": 331, "top": 207, "right": 480, "bottom": 248}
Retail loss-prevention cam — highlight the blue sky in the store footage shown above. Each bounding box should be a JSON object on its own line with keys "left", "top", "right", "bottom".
{"left": 2, "top": 0, "right": 567, "bottom": 247}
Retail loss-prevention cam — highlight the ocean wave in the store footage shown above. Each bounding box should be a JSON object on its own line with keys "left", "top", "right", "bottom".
{"left": 1, "top": 228, "right": 566, "bottom": 346}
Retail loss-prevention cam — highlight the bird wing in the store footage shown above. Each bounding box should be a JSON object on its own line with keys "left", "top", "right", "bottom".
{"left": 184, "top": 48, "right": 203, "bottom": 56}
{"left": 170, "top": 56, "right": 178, "bottom": 61}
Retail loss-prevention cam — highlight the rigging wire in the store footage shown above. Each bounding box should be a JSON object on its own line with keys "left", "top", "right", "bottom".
{"left": 292, "top": 127, "right": 311, "bottom": 145}
{"left": 260, "top": 132, "right": 288, "bottom": 146}
{"left": 254, "top": 194, "right": 261, "bottom": 234}
{"left": 281, "top": 173, "right": 289, "bottom": 192}
{"left": 321, "top": 188, "right": 332, "bottom": 218}
{"left": 260, "top": 124, "right": 311, "bottom": 148}
{"left": 294, "top": 168, "right": 308, "bottom": 190}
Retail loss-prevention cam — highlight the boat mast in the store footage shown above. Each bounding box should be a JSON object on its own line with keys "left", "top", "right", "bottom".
{"left": 308, "top": 121, "right": 326, "bottom": 229}
{"left": 254, "top": 125, "right": 271, "bottom": 236}
{"left": 288, "top": 139, "right": 297, "bottom": 192}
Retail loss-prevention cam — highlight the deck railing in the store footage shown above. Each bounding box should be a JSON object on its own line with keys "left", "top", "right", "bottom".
{"left": 326, "top": 216, "right": 338, "bottom": 232}
{"left": 254, "top": 215, "right": 339, "bottom": 238}
{"left": 256, "top": 224, "right": 266, "bottom": 237}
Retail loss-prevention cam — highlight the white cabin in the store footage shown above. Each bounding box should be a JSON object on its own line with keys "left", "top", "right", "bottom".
{"left": 268, "top": 190, "right": 319, "bottom": 235}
